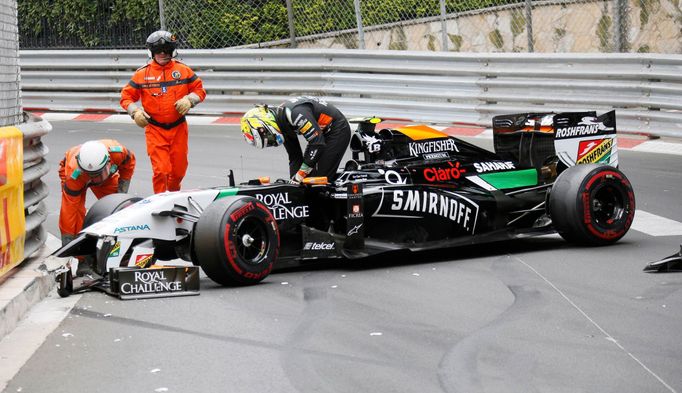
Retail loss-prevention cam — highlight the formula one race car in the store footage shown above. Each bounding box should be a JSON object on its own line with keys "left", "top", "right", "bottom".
{"left": 54, "top": 110, "right": 635, "bottom": 298}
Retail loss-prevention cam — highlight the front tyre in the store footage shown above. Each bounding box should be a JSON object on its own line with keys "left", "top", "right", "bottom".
{"left": 83, "top": 193, "right": 143, "bottom": 228}
{"left": 549, "top": 164, "right": 635, "bottom": 246}
{"left": 193, "top": 196, "right": 279, "bottom": 286}
{"left": 81, "top": 193, "right": 143, "bottom": 274}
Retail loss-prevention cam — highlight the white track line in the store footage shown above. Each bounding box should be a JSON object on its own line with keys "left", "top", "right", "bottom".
{"left": 514, "top": 256, "right": 677, "bottom": 393}
{"left": 38, "top": 113, "right": 82, "bottom": 121}
{"left": 631, "top": 210, "right": 682, "bottom": 237}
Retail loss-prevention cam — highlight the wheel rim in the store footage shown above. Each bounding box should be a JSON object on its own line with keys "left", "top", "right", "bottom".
{"left": 591, "top": 184, "right": 626, "bottom": 228}
{"left": 233, "top": 216, "right": 269, "bottom": 265}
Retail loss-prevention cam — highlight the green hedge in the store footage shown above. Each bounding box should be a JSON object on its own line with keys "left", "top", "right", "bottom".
{"left": 18, "top": 0, "right": 159, "bottom": 48}
{"left": 19, "top": 0, "right": 520, "bottom": 49}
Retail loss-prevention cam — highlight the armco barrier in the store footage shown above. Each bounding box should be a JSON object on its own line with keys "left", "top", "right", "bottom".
{"left": 17, "top": 113, "right": 51, "bottom": 261}
{"left": 19, "top": 49, "right": 682, "bottom": 138}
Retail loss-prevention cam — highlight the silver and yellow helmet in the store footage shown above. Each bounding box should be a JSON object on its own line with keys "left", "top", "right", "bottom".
{"left": 240, "top": 105, "right": 283, "bottom": 149}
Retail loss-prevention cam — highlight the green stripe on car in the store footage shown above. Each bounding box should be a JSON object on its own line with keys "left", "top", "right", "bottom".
{"left": 478, "top": 169, "right": 538, "bottom": 189}
{"left": 215, "top": 188, "right": 239, "bottom": 199}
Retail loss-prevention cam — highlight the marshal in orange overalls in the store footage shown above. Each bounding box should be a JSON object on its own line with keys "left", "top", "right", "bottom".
{"left": 120, "top": 59, "right": 206, "bottom": 193}
{"left": 58, "top": 139, "right": 136, "bottom": 238}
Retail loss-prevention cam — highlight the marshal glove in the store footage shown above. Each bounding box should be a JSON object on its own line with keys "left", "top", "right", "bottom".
{"left": 132, "top": 109, "right": 150, "bottom": 128}
{"left": 175, "top": 93, "right": 201, "bottom": 115}
{"left": 117, "top": 178, "right": 131, "bottom": 193}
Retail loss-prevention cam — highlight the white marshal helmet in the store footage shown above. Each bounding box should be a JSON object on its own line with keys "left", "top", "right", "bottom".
{"left": 77, "top": 141, "right": 110, "bottom": 174}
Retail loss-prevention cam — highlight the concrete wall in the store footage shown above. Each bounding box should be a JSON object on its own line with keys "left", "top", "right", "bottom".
{"left": 294, "top": 0, "right": 681, "bottom": 53}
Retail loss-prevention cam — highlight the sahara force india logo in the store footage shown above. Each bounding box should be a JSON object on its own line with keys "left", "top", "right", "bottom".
{"left": 390, "top": 190, "right": 478, "bottom": 233}
{"left": 409, "top": 139, "right": 458, "bottom": 157}
{"left": 577, "top": 138, "right": 614, "bottom": 164}
{"left": 255, "top": 192, "right": 309, "bottom": 221}
{"left": 474, "top": 161, "right": 515, "bottom": 173}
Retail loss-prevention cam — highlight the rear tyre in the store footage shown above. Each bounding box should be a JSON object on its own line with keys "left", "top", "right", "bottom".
{"left": 193, "top": 196, "right": 279, "bottom": 286}
{"left": 83, "top": 193, "right": 143, "bottom": 228}
{"left": 549, "top": 164, "right": 635, "bottom": 246}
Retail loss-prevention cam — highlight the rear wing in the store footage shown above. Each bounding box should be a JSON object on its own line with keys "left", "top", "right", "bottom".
{"left": 492, "top": 110, "right": 618, "bottom": 169}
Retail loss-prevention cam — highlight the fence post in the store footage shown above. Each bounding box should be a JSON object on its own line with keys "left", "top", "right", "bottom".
{"left": 285, "top": 0, "right": 297, "bottom": 48}
{"left": 613, "top": 0, "right": 625, "bottom": 52}
{"left": 439, "top": 0, "right": 448, "bottom": 51}
{"left": 525, "top": 0, "right": 534, "bottom": 52}
{"left": 158, "top": 0, "right": 166, "bottom": 30}
{"left": 354, "top": 0, "right": 365, "bottom": 49}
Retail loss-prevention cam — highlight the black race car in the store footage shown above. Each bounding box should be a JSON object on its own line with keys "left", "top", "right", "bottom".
{"left": 54, "top": 110, "right": 635, "bottom": 297}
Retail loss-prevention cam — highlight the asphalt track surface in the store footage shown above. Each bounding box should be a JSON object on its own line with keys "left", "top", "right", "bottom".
{"left": 3, "top": 121, "right": 682, "bottom": 393}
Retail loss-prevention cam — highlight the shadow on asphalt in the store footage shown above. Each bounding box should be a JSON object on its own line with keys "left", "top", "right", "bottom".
{"left": 195, "top": 236, "right": 643, "bottom": 292}
{"left": 273, "top": 236, "right": 580, "bottom": 275}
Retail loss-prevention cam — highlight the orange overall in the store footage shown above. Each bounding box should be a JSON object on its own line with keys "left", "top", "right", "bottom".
{"left": 120, "top": 59, "right": 206, "bottom": 193}
{"left": 58, "top": 140, "right": 136, "bottom": 237}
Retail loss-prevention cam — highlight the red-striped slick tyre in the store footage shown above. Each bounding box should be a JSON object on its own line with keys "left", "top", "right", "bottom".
{"left": 549, "top": 164, "right": 635, "bottom": 246}
{"left": 193, "top": 196, "right": 279, "bottom": 286}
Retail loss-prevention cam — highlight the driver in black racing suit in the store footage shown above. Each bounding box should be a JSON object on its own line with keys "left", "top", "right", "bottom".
{"left": 240, "top": 96, "right": 351, "bottom": 183}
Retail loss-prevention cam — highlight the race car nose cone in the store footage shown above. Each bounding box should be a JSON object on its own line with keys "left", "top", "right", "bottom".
{"left": 644, "top": 245, "right": 682, "bottom": 272}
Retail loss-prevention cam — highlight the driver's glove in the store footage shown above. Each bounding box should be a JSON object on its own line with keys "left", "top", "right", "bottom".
{"left": 290, "top": 163, "right": 312, "bottom": 184}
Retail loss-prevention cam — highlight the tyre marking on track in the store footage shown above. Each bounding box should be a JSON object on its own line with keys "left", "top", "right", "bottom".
{"left": 513, "top": 256, "right": 678, "bottom": 393}
{"left": 630, "top": 210, "right": 682, "bottom": 237}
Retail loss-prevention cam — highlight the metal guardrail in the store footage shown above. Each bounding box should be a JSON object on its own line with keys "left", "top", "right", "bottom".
{"left": 19, "top": 49, "right": 682, "bottom": 138}
{"left": 17, "top": 113, "right": 51, "bottom": 259}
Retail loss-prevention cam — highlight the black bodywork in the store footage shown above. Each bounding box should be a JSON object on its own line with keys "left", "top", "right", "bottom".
{"left": 231, "top": 116, "right": 562, "bottom": 265}
{"left": 54, "top": 111, "right": 633, "bottom": 295}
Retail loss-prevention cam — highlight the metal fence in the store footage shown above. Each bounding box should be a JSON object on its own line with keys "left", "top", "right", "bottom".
{"left": 18, "top": 0, "right": 682, "bottom": 53}
{"left": 1, "top": 0, "right": 21, "bottom": 126}
{"left": 18, "top": 49, "right": 682, "bottom": 138}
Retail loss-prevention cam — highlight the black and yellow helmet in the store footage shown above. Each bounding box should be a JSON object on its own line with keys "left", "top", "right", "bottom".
{"left": 241, "top": 106, "right": 283, "bottom": 149}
